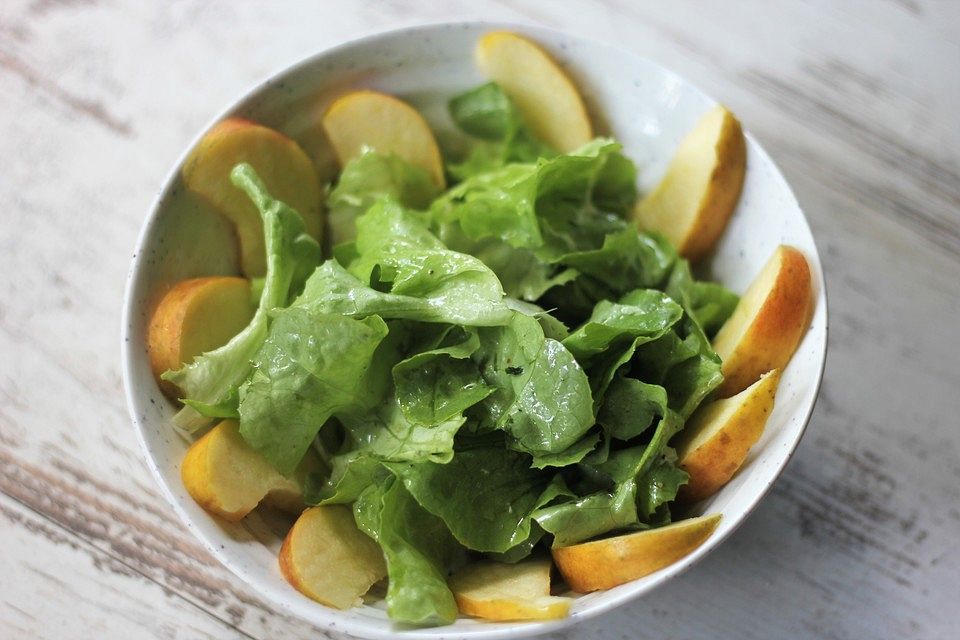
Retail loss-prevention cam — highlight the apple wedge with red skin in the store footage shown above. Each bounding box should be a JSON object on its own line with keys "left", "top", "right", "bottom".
{"left": 147, "top": 276, "right": 254, "bottom": 398}
{"left": 713, "top": 244, "right": 812, "bottom": 397}
{"left": 449, "top": 558, "right": 571, "bottom": 621}
{"left": 475, "top": 31, "right": 593, "bottom": 153}
{"left": 552, "top": 514, "right": 722, "bottom": 592}
{"left": 181, "top": 420, "right": 320, "bottom": 521}
{"left": 635, "top": 105, "right": 746, "bottom": 261}
{"left": 182, "top": 118, "right": 322, "bottom": 277}
{"left": 677, "top": 370, "right": 781, "bottom": 501}
{"left": 279, "top": 505, "right": 388, "bottom": 610}
{"left": 322, "top": 90, "right": 446, "bottom": 188}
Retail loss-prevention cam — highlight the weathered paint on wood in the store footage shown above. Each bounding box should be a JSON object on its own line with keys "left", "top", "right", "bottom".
{"left": 1, "top": 0, "right": 957, "bottom": 638}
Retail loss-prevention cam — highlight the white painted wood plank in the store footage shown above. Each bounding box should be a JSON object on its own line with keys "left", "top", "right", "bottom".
{"left": 0, "top": 0, "right": 957, "bottom": 638}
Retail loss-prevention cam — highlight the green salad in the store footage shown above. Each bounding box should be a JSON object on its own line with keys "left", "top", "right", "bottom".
{"left": 166, "top": 82, "right": 738, "bottom": 625}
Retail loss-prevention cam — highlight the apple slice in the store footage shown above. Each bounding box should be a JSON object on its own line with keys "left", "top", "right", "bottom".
{"left": 476, "top": 31, "right": 592, "bottom": 153}
{"left": 677, "top": 370, "right": 781, "bottom": 501}
{"left": 551, "top": 514, "right": 721, "bottom": 592}
{"left": 713, "top": 245, "right": 812, "bottom": 397}
{"left": 279, "top": 505, "right": 387, "bottom": 610}
{"left": 322, "top": 90, "right": 445, "bottom": 187}
{"left": 147, "top": 276, "right": 254, "bottom": 397}
{"left": 449, "top": 558, "right": 571, "bottom": 621}
{"left": 182, "top": 118, "right": 322, "bottom": 276}
{"left": 181, "top": 420, "right": 318, "bottom": 521}
{"left": 634, "top": 106, "right": 746, "bottom": 261}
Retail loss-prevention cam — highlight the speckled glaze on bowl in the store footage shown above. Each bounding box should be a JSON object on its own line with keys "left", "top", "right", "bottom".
{"left": 122, "top": 21, "right": 827, "bottom": 640}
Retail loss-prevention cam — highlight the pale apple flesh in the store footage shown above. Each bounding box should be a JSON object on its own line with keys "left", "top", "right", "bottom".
{"left": 147, "top": 276, "right": 254, "bottom": 398}
{"left": 713, "top": 245, "right": 812, "bottom": 397}
{"left": 279, "top": 505, "right": 387, "bottom": 610}
{"left": 449, "top": 558, "right": 571, "bottom": 621}
{"left": 677, "top": 370, "right": 780, "bottom": 501}
{"left": 551, "top": 514, "right": 722, "bottom": 592}
{"left": 322, "top": 90, "right": 446, "bottom": 187}
{"left": 182, "top": 118, "right": 322, "bottom": 277}
{"left": 475, "top": 31, "right": 593, "bottom": 153}
{"left": 635, "top": 105, "right": 746, "bottom": 261}
{"left": 181, "top": 420, "right": 318, "bottom": 521}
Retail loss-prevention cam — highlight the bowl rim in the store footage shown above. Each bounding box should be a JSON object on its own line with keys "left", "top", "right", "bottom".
{"left": 121, "top": 18, "right": 828, "bottom": 639}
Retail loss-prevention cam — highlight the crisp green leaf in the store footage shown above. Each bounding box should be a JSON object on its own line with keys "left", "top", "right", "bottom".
{"left": 534, "top": 480, "right": 638, "bottom": 547}
{"left": 237, "top": 309, "right": 388, "bottom": 474}
{"left": 472, "top": 313, "right": 595, "bottom": 457}
{"left": 563, "top": 289, "right": 683, "bottom": 360}
{"left": 296, "top": 200, "right": 513, "bottom": 326}
{"left": 327, "top": 150, "right": 439, "bottom": 246}
{"left": 164, "top": 163, "right": 321, "bottom": 432}
{"left": 665, "top": 259, "right": 739, "bottom": 338}
{"left": 339, "top": 398, "right": 466, "bottom": 465}
{"left": 636, "top": 452, "right": 688, "bottom": 519}
{"left": 597, "top": 376, "right": 667, "bottom": 441}
{"left": 447, "top": 82, "right": 555, "bottom": 181}
{"left": 392, "top": 329, "right": 492, "bottom": 426}
{"left": 388, "top": 447, "right": 552, "bottom": 553}
{"left": 295, "top": 260, "right": 511, "bottom": 327}
{"left": 377, "top": 479, "right": 463, "bottom": 626}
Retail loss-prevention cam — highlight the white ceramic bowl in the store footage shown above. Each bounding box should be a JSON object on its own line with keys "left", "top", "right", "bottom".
{"left": 122, "top": 21, "right": 827, "bottom": 640}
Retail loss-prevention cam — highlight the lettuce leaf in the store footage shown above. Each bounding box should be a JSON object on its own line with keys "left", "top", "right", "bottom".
{"left": 392, "top": 328, "right": 493, "bottom": 426}
{"left": 387, "top": 446, "right": 553, "bottom": 553}
{"left": 563, "top": 289, "right": 684, "bottom": 361}
{"left": 597, "top": 376, "right": 668, "bottom": 441}
{"left": 535, "top": 410, "right": 687, "bottom": 546}
{"left": 376, "top": 479, "right": 463, "bottom": 626}
{"left": 237, "top": 309, "right": 388, "bottom": 474}
{"left": 295, "top": 200, "right": 513, "bottom": 327}
{"left": 163, "top": 163, "right": 321, "bottom": 431}
{"left": 472, "top": 313, "right": 595, "bottom": 459}
{"left": 446, "top": 82, "right": 555, "bottom": 181}
{"left": 339, "top": 398, "right": 465, "bottom": 465}
{"left": 326, "top": 150, "right": 440, "bottom": 246}
{"left": 665, "top": 258, "right": 739, "bottom": 338}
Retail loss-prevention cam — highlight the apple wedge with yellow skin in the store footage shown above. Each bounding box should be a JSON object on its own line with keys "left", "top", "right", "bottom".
{"left": 147, "top": 276, "right": 254, "bottom": 398}
{"left": 634, "top": 106, "right": 746, "bottom": 261}
{"left": 713, "top": 245, "right": 812, "bottom": 397}
{"left": 322, "top": 91, "right": 446, "bottom": 187}
{"left": 181, "top": 420, "right": 319, "bottom": 521}
{"left": 279, "top": 505, "right": 387, "bottom": 610}
{"left": 677, "top": 370, "right": 781, "bottom": 501}
{"left": 476, "top": 31, "right": 592, "bottom": 153}
{"left": 182, "top": 118, "right": 322, "bottom": 277}
{"left": 449, "top": 558, "right": 571, "bottom": 621}
{"left": 552, "top": 514, "right": 722, "bottom": 592}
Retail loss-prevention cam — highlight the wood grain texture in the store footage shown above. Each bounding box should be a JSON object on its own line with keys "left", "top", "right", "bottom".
{"left": 1, "top": 0, "right": 957, "bottom": 638}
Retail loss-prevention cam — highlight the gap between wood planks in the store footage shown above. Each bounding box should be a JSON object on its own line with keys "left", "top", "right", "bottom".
{"left": 0, "top": 445, "right": 333, "bottom": 640}
{"left": 0, "top": 489, "right": 258, "bottom": 640}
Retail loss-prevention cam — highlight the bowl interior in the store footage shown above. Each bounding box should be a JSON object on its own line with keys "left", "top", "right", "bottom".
{"left": 122, "top": 21, "right": 826, "bottom": 640}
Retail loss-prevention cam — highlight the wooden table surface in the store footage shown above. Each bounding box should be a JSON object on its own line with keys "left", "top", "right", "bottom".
{"left": 2, "top": 1, "right": 958, "bottom": 638}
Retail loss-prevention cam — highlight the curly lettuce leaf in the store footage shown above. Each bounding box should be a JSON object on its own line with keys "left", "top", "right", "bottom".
{"left": 163, "top": 163, "right": 321, "bottom": 431}
{"left": 536, "top": 410, "right": 687, "bottom": 546}
{"left": 236, "top": 309, "right": 388, "bottom": 474}
{"left": 326, "top": 150, "right": 440, "bottom": 246}
{"left": 597, "top": 376, "right": 668, "bottom": 441}
{"left": 387, "top": 447, "right": 553, "bottom": 553}
{"left": 339, "top": 398, "right": 465, "bottom": 465}
{"left": 392, "top": 328, "right": 492, "bottom": 426}
{"left": 665, "top": 258, "right": 739, "bottom": 338}
{"left": 376, "top": 479, "right": 464, "bottom": 626}
{"left": 428, "top": 140, "right": 639, "bottom": 308}
{"left": 296, "top": 200, "right": 513, "bottom": 327}
{"left": 563, "top": 289, "right": 684, "bottom": 361}
{"left": 447, "top": 82, "right": 555, "bottom": 181}
{"left": 472, "top": 313, "right": 595, "bottom": 459}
